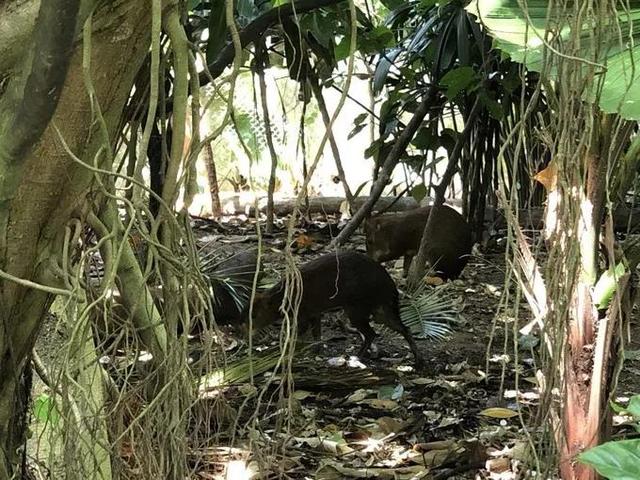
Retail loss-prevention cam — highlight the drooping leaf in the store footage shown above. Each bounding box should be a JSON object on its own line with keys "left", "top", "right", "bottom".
{"left": 418, "top": 0, "right": 439, "bottom": 11}
{"left": 439, "top": 128, "right": 458, "bottom": 153}
{"left": 373, "top": 47, "right": 402, "bottom": 94}
{"left": 455, "top": 9, "right": 472, "bottom": 65}
{"left": 380, "top": 0, "right": 406, "bottom": 10}
{"left": 578, "top": 439, "right": 640, "bottom": 480}
{"left": 348, "top": 123, "right": 367, "bottom": 140}
{"left": 206, "top": 0, "right": 228, "bottom": 64}
{"left": 334, "top": 35, "right": 351, "bottom": 61}
{"left": 412, "top": 126, "right": 438, "bottom": 150}
{"left": 188, "top": 0, "right": 205, "bottom": 11}
{"left": 364, "top": 139, "right": 382, "bottom": 160}
{"left": 353, "top": 181, "right": 369, "bottom": 197}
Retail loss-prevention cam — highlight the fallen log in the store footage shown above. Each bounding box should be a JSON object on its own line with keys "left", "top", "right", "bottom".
{"left": 489, "top": 205, "right": 640, "bottom": 232}
{"left": 219, "top": 194, "right": 420, "bottom": 216}
{"left": 217, "top": 193, "right": 640, "bottom": 232}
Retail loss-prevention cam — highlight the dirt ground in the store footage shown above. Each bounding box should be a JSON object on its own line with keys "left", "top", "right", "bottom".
{"left": 29, "top": 213, "right": 640, "bottom": 479}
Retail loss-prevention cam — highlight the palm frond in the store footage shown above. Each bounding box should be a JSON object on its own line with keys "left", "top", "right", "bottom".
{"left": 399, "top": 283, "right": 463, "bottom": 340}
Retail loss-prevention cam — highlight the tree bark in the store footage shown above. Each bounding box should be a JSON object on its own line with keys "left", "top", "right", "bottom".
{"left": 0, "top": 1, "right": 151, "bottom": 475}
{"left": 203, "top": 141, "right": 223, "bottom": 218}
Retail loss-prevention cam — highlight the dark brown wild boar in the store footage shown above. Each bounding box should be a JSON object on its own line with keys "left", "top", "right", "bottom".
{"left": 365, "top": 205, "right": 472, "bottom": 279}
{"left": 241, "top": 251, "right": 422, "bottom": 367}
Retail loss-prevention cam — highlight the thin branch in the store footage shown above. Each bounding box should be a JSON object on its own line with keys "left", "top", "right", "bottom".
{"left": 256, "top": 41, "right": 280, "bottom": 233}
{"left": 308, "top": 71, "right": 354, "bottom": 208}
{"left": 331, "top": 87, "right": 438, "bottom": 246}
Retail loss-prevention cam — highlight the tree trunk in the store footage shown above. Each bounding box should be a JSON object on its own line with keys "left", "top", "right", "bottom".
{"left": 203, "top": 141, "right": 223, "bottom": 218}
{"left": 0, "top": 1, "right": 152, "bottom": 475}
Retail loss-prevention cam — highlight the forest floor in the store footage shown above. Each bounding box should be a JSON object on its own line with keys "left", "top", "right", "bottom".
{"left": 29, "top": 212, "right": 640, "bottom": 479}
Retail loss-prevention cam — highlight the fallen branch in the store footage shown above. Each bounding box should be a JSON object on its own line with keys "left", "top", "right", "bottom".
{"left": 219, "top": 195, "right": 420, "bottom": 216}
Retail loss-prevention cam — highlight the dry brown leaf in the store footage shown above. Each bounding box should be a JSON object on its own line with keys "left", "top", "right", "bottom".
{"left": 316, "top": 461, "right": 428, "bottom": 479}
{"left": 362, "top": 399, "right": 399, "bottom": 410}
{"left": 376, "top": 416, "right": 404, "bottom": 434}
{"left": 533, "top": 161, "right": 558, "bottom": 191}
{"left": 486, "top": 457, "right": 511, "bottom": 473}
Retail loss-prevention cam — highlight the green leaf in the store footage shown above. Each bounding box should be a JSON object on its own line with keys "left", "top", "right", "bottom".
{"left": 373, "top": 47, "right": 402, "bottom": 94}
{"left": 420, "top": 0, "right": 438, "bottom": 9}
{"left": 359, "top": 26, "right": 396, "bottom": 54}
{"left": 272, "top": 0, "right": 289, "bottom": 6}
{"left": 467, "top": 0, "right": 640, "bottom": 120}
{"left": 206, "top": 0, "right": 228, "bottom": 64}
{"left": 412, "top": 126, "right": 437, "bottom": 150}
{"left": 377, "top": 384, "right": 399, "bottom": 400}
{"left": 188, "top": 0, "right": 204, "bottom": 10}
{"left": 411, "top": 184, "right": 427, "bottom": 203}
{"left": 479, "top": 92, "right": 504, "bottom": 120}
{"left": 364, "top": 139, "right": 382, "bottom": 159}
{"left": 626, "top": 395, "right": 640, "bottom": 419}
{"left": 334, "top": 36, "right": 351, "bottom": 61}
{"left": 579, "top": 439, "right": 640, "bottom": 480}
{"left": 353, "top": 112, "right": 368, "bottom": 126}
{"left": 440, "top": 66, "right": 478, "bottom": 99}
{"left": 33, "top": 394, "right": 60, "bottom": 426}
{"left": 593, "top": 262, "right": 626, "bottom": 309}
{"left": 349, "top": 113, "right": 369, "bottom": 139}
{"left": 439, "top": 128, "right": 458, "bottom": 153}
{"left": 380, "top": 0, "right": 405, "bottom": 10}
{"left": 348, "top": 123, "right": 367, "bottom": 140}
{"left": 353, "top": 181, "right": 369, "bottom": 197}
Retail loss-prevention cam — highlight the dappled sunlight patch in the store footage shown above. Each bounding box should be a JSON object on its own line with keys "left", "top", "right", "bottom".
{"left": 189, "top": 446, "right": 255, "bottom": 479}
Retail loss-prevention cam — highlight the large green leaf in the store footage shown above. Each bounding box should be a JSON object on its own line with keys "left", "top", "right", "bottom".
{"left": 578, "top": 439, "right": 640, "bottom": 480}
{"left": 467, "top": 0, "right": 640, "bottom": 120}
{"left": 206, "top": 0, "right": 228, "bottom": 64}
